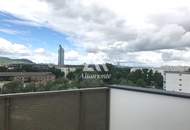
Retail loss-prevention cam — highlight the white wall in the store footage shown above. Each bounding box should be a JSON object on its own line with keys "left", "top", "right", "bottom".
{"left": 165, "top": 73, "right": 190, "bottom": 93}
{"left": 180, "top": 74, "right": 190, "bottom": 92}
{"left": 165, "top": 73, "right": 179, "bottom": 92}
{"left": 110, "top": 88, "right": 190, "bottom": 130}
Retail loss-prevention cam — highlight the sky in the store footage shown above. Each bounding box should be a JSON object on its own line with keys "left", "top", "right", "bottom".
{"left": 0, "top": 0, "right": 190, "bottom": 66}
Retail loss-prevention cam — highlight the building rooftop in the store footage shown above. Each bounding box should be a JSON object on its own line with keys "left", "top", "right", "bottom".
{"left": 165, "top": 71, "right": 190, "bottom": 74}
{"left": 0, "top": 72, "right": 54, "bottom": 76}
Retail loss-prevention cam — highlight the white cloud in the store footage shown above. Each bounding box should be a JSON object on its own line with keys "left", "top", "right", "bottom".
{"left": 0, "top": 28, "right": 20, "bottom": 35}
{"left": 0, "top": 37, "right": 57, "bottom": 63}
{"left": 0, "top": 37, "right": 30, "bottom": 55}
{"left": 0, "top": 37, "right": 107, "bottom": 65}
{"left": 65, "top": 51, "right": 80, "bottom": 61}
{"left": 1, "top": 0, "right": 190, "bottom": 66}
{"left": 2, "top": 19, "right": 41, "bottom": 27}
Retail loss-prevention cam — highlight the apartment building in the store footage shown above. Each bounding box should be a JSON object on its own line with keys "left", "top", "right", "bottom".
{"left": 164, "top": 71, "right": 190, "bottom": 93}
{"left": 0, "top": 72, "right": 55, "bottom": 85}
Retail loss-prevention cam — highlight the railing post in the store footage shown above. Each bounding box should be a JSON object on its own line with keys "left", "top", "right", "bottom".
{"left": 78, "top": 91, "right": 84, "bottom": 130}
{"left": 106, "top": 89, "right": 110, "bottom": 130}
{"left": 4, "top": 97, "right": 11, "bottom": 130}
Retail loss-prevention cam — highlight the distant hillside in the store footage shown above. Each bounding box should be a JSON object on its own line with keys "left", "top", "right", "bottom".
{"left": 0, "top": 57, "right": 34, "bottom": 65}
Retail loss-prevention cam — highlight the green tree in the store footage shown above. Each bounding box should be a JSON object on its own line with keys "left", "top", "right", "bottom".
{"left": 35, "top": 83, "right": 46, "bottom": 91}
{"left": 50, "top": 67, "right": 64, "bottom": 78}
{"left": 23, "top": 83, "right": 36, "bottom": 92}
{"left": 79, "top": 79, "right": 104, "bottom": 88}
{"left": 44, "top": 78, "right": 69, "bottom": 91}
{"left": 67, "top": 72, "right": 75, "bottom": 80}
{"left": 127, "top": 80, "right": 136, "bottom": 86}
{"left": 0, "top": 66, "right": 8, "bottom": 72}
{"left": 2, "top": 81, "right": 24, "bottom": 94}
{"left": 67, "top": 68, "right": 83, "bottom": 81}
{"left": 153, "top": 71, "right": 163, "bottom": 89}
{"left": 142, "top": 69, "right": 149, "bottom": 85}
{"left": 127, "top": 72, "right": 137, "bottom": 83}
{"left": 67, "top": 80, "right": 80, "bottom": 89}
{"left": 147, "top": 69, "right": 154, "bottom": 86}
{"left": 136, "top": 79, "right": 146, "bottom": 87}
{"left": 119, "top": 78, "right": 128, "bottom": 85}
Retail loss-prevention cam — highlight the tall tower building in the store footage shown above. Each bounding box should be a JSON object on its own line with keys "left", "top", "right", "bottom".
{"left": 58, "top": 45, "right": 64, "bottom": 66}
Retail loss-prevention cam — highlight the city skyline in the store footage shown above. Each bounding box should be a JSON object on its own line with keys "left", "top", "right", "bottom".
{"left": 0, "top": 0, "right": 190, "bottom": 66}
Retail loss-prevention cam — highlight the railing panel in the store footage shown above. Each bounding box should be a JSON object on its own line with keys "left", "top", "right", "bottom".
{"left": 0, "top": 87, "right": 109, "bottom": 130}
{"left": 10, "top": 92, "right": 80, "bottom": 130}
{"left": 81, "top": 89, "right": 109, "bottom": 130}
{"left": 0, "top": 98, "right": 5, "bottom": 130}
{"left": 110, "top": 86, "right": 190, "bottom": 130}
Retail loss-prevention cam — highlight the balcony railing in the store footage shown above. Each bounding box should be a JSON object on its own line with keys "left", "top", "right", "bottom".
{"left": 0, "top": 85, "right": 190, "bottom": 130}
{"left": 0, "top": 87, "right": 109, "bottom": 130}
{"left": 110, "top": 85, "right": 190, "bottom": 130}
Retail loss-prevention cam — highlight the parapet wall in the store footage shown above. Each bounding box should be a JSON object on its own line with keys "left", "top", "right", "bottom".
{"left": 0, "top": 87, "right": 109, "bottom": 130}
{"left": 110, "top": 85, "right": 190, "bottom": 130}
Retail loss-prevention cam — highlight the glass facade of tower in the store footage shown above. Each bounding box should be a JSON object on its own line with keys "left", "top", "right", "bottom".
{"left": 58, "top": 45, "right": 64, "bottom": 66}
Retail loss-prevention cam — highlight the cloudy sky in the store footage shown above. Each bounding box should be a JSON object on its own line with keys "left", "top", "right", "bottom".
{"left": 0, "top": 0, "right": 190, "bottom": 66}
